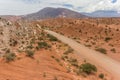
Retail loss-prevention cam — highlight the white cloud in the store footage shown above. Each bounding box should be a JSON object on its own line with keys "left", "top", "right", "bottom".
{"left": 0, "top": 0, "right": 119, "bottom": 15}
{"left": 82, "top": 0, "right": 120, "bottom": 13}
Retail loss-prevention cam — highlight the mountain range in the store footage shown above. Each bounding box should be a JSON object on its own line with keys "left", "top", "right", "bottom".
{"left": 84, "top": 10, "right": 120, "bottom": 17}
{"left": 22, "top": 7, "right": 120, "bottom": 20}
{"left": 1, "top": 7, "right": 120, "bottom": 21}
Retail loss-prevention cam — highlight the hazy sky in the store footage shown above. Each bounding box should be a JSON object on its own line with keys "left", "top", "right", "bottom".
{"left": 0, "top": 0, "right": 119, "bottom": 15}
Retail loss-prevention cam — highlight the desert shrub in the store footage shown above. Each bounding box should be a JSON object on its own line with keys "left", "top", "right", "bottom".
{"left": 51, "top": 56, "right": 60, "bottom": 62}
{"left": 85, "top": 44, "right": 91, "bottom": 47}
{"left": 55, "top": 58, "right": 60, "bottom": 62}
{"left": 61, "top": 55, "right": 68, "bottom": 60}
{"left": 5, "top": 48, "right": 11, "bottom": 53}
{"left": 110, "top": 48, "right": 116, "bottom": 53}
{"left": 104, "top": 37, "right": 112, "bottom": 42}
{"left": 9, "top": 39, "right": 18, "bottom": 46}
{"left": 95, "top": 48, "right": 107, "bottom": 54}
{"left": 64, "top": 48, "right": 73, "bottom": 55}
{"left": 36, "top": 42, "right": 51, "bottom": 50}
{"left": 79, "top": 63, "right": 97, "bottom": 74}
{"left": 38, "top": 37, "right": 43, "bottom": 40}
{"left": 30, "top": 38, "right": 35, "bottom": 44}
{"left": 27, "top": 45, "right": 34, "bottom": 49}
{"left": 68, "top": 58, "right": 78, "bottom": 67}
{"left": 4, "top": 53, "right": 16, "bottom": 62}
{"left": 26, "top": 50, "right": 34, "bottom": 57}
{"left": 51, "top": 56, "right": 55, "bottom": 59}
{"left": 99, "top": 73, "right": 104, "bottom": 79}
{"left": 47, "top": 34, "right": 58, "bottom": 41}
{"left": 13, "top": 40, "right": 18, "bottom": 46}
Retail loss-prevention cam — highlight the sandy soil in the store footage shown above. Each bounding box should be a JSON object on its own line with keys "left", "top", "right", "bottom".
{"left": 35, "top": 18, "right": 120, "bottom": 62}
{"left": 45, "top": 30, "right": 120, "bottom": 80}
{"left": 0, "top": 50, "right": 75, "bottom": 80}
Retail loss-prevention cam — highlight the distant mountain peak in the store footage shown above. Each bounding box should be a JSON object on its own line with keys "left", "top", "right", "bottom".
{"left": 84, "top": 10, "right": 120, "bottom": 17}
{"left": 22, "top": 7, "right": 87, "bottom": 20}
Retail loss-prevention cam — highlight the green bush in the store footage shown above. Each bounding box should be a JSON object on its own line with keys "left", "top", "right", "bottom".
{"left": 95, "top": 48, "right": 107, "bottom": 54}
{"left": 27, "top": 45, "right": 34, "bottom": 49}
{"left": 47, "top": 34, "right": 58, "bottom": 41}
{"left": 79, "top": 63, "right": 97, "bottom": 74}
{"left": 4, "top": 53, "right": 16, "bottom": 62}
{"left": 26, "top": 50, "right": 34, "bottom": 57}
{"left": 36, "top": 42, "right": 51, "bottom": 50}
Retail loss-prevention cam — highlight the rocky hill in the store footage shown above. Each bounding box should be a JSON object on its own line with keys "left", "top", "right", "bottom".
{"left": 22, "top": 7, "right": 87, "bottom": 20}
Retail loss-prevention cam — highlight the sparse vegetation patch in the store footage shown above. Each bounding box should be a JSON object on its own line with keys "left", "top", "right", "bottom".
{"left": 79, "top": 63, "right": 97, "bottom": 74}
{"left": 4, "top": 53, "right": 16, "bottom": 62}
{"left": 26, "top": 50, "right": 34, "bottom": 58}
{"left": 95, "top": 48, "right": 107, "bottom": 54}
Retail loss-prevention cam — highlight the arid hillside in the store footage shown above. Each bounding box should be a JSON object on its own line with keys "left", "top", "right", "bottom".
{"left": 32, "top": 18, "right": 120, "bottom": 62}
{"left": 0, "top": 18, "right": 113, "bottom": 80}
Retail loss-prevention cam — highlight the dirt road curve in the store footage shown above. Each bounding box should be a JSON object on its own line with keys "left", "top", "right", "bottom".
{"left": 45, "top": 30, "right": 120, "bottom": 80}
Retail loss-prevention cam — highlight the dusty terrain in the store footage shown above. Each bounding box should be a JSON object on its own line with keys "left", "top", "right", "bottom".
{"left": 46, "top": 30, "right": 120, "bottom": 80}
{"left": 34, "top": 18, "right": 120, "bottom": 62}
{"left": 0, "top": 49, "right": 75, "bottom": 80}
{"left": 0, "top": 48, "right": 112, "bottom": 80}
{"left": 0, "top": 17, "right": 114, "bottom": 80}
